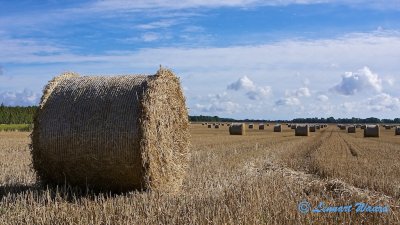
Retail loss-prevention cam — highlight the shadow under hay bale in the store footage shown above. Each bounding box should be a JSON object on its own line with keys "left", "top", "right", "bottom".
{"left": 295, "top": 125, "right": 309, "bottom": 136}
{"left": 31, "top": 68, "right": 190, "bottom": 193}
{"left": 364, "top": 125, "right": 380, "bottom": 138}
{"left": 229, "top": 123, "right": 245, "bottom": 135}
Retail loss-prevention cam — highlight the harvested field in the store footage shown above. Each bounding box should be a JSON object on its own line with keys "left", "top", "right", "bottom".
{"left": 0, "top": 125, "right": 399, "bottom": 224}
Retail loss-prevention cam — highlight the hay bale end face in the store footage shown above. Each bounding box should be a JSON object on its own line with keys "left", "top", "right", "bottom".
{"left": 364, "top": 125, "right": 380, "bottom": 138}
{"left": 273, "top": 124, "right": 282, "bottom": 132}
{"left": 229, "top": 123, "right": 245, "bottom": 135}
{"left": 395, "top": 126, "right": 400, "bottom": 135}
{"left": 295, "top": 125, "right": 309, "bottom": 136}
{"left": 309, "top": 125, "right": 316, "bottom": 132}
{"left": 31, "top": 68, "right": 190, "bottom": 192}
{"left": 348, "top": 126, "right": 356, "bottom": 133}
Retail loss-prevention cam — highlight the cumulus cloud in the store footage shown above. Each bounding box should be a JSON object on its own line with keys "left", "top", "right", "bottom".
{"left": 289, "top": 87, "right": 311, "bottom": 97}
{"left": 0, "top": 89, "right": 40, "bottom": 106}
{"left": 194, "top": 101, "right": 240, "bottom": 114}
{"left": 275, "top": 97, "right": 300, "bottom": 106}
{"left": 317, "top": 94, "right": 329, "bottom": 102}
{"left": 332, "top": 67, "right": 382, "bottom": 95}
{"left": 366, "top": 93, "right": 400, "bottom": 112}
{"left": 227, "top": 76, "right": 272, "bottom": 100}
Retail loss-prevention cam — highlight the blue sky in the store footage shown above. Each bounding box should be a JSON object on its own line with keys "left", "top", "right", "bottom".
{"left": 0, "top": 0, "right": 400, "bottom": 119}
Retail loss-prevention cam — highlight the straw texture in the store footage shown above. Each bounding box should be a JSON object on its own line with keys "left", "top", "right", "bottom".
{"left": 295, "top": 125, "right": 309, "bottom": 136}
{"left": 31, "top": 68, "right": 189, "bottom": 192}
{"left": 229, "top": 123, "right": 245, "bottom": 135}
{"left": 364, "top": 125, "right": 380, "bottom": 138}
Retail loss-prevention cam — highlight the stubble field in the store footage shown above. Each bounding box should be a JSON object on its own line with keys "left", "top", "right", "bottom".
{"left": 0, "top": 124, "right": 399, "bottom": 224}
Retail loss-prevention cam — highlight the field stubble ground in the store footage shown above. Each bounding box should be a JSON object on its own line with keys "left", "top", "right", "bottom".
{"left": 0, "top": 124, "right": 399, "bottom": 224}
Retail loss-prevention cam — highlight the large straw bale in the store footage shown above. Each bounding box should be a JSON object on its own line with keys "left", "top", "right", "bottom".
{"left": 273, "top": 124, "right": 282, "bottom": 132}
{"left": 364, "top": 125, "right": 380, "bottom": 138}
{"left": 229, "top": 123, "right": 245, "bottom": 135}
{"left": 31, "top": 68, "right": 189, "bottom": 192}
{"left": 396, "top": 126, "right": 400, "bottom": 135}
{"left": 295, "top": 125, "right": 309, "bottom": 136}
{"left": 348, "top": 126, "right": 356, "bottom": 133}
{"left": 309, "top": 125, "right": 316, "bottom": 132}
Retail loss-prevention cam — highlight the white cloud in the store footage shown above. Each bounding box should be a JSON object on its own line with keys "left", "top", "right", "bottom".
{"left": 366, "top": 93, "right": 400, "bottom": 112}
{"left": 141, "top": 32, "right": 161, "bottom": 42}
{"left": 135, "top": 19, "right": 178, "bottom": 30}
{"left": 227, "top": 75, "right": 255, "bottom": 91}
{"left": 317, "top": 94, "right": 329, "bottom": 102}
{"left": 227, "top": 76, "right": 272, "bottom": 100}
{"left": 0, "top": 89, "right": 40, "bottom": 106}
{"left": 288, "top": 87, "right": 311, "bottom": 97}
{"left": 194, "top": 101, "right": 240, "bottom": 114}
{"left": 332, "top": 67, "right": 383, "bottom": 95}
{"left": 275, "top": 97, "right": 300, "bottom": 106}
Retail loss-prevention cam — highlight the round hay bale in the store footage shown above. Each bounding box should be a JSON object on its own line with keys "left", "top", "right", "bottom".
{"left": 273, "top": 124, "right": 282, "bottom": 132}
{"left": 309, "top": 125, "right": 316, "bottom": 132}
{"left": 291, "top": 124, "right": 297, "bottom": 129}
{"left": 364, "top": 125, "right": 380, "bottom": 138}
{"left": 295, "top": 125, "right": 309, "bottom": 136}
{"left": 207, "top": 124, "right": 212, "bottom": 128}
{"left": 31, "top": 68, "right": 190, "bottom": 192}
{"left": 229, "top": 123, "right": 245, "bottom": 135}
{"left": 395, "top": 126, "right": 400, "bottom": 135}
{"left": 248, "top": 123, "right": 254, "bottom": 129}
{"left": 258, "top": 124, "right": 265, "bottom": 130}
{"left": 347, "top": 126, "right": 356, "bottom": 133}
{"left": 214, "top": 125, "right": 220, "bottom": 129}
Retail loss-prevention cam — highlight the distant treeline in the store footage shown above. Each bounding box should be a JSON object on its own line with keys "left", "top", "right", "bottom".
{"left": 0, "top": 104, "right": 37, "bottom": 124}
{"left": 190, "top": 115, "right": 400, "bottom": 124}
{"left": 292, "top": 117, "right": 400, "bottom": 124}
{"left": 1, "top": 106, "right": 399, "bottom": 124}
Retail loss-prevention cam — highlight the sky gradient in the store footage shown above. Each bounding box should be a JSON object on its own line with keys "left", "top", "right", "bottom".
{"left": 0, "top": 0, "right": 399, "bottom": 119}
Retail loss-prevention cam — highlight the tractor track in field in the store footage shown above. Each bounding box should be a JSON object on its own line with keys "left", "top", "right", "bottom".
{"left": 337, "top": 131, "right": 360, "bottom": 157}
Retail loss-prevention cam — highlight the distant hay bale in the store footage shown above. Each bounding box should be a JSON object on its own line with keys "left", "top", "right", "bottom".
{"left": 266, "top": 124, "right": 270, "bottom": 126}
{"left": 291, "top": 124, "right": 297, "bottom": 129}
{"left": 295, "top": 125, "right": 309, "bottom": 136}
{"left": 340, "top": 125, "right": 346, "bottom": 130}
{"left": 259, "top": 124, "right": 265, "bottom": 130}
{"left": 31, "top": 68, "right": 190, "bottom": 192}
{"left": 348, "top": 126, "right": 356, "bottom": 133}
{"left": 364, "top": 125, "right": 380, "bottom": 138}
{"left": 229, "top": 123, "right": 245, "bottom": 135}
{"left": 248, "top": 124, "right": 254, "bottom": 129}
{"left": 309, "top": 125, "right": 316, "bottom": 132}
{"left": 361, "top": 125, "right": 366, "bottom": 130}
{"left": 385, "top": 125, "right": 391, "bottom": 130}
{"left": 288, "top": 124, "right": 291, "bottom": 128}
{"left": 208, "top": 124, "right": 212, "bottom": 128}
{"left": 273, "top": 124, "right": 282, "bottom": 132}
{"left": 316, "top": 125, "right": 320, "bottom": 130}
{"left": 215, "top": 125, "right": 220, "bottom": 128}
{"left": 395, "top": 126, "right": 400, "bottom": 135}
